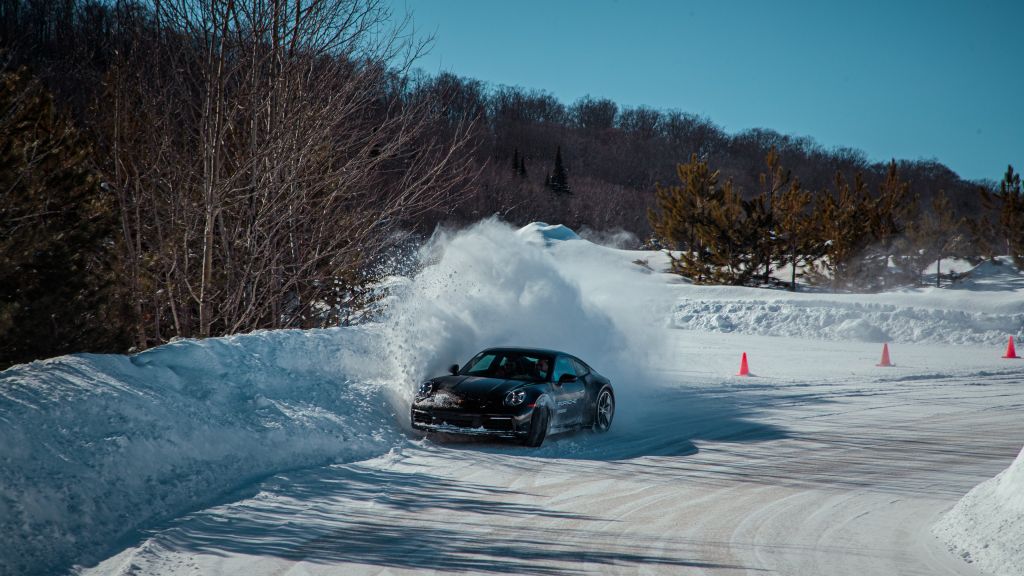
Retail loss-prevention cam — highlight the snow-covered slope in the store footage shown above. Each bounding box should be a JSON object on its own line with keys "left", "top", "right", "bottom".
{"left": 3, "top": 218, "right": 1023, "bottom": 575}
{"left": 0, "top": 328, "right": 400, "bottom": 576}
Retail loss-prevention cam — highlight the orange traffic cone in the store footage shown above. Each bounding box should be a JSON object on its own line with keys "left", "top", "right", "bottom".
{"left": 737, "top": 352, "right": 750, "bottom": 376}
{"left": 1004, "top": 336, "right": 1021, "bottom": 359}
{"left": 877, "top": 343, "right": 893, "bottom": 367}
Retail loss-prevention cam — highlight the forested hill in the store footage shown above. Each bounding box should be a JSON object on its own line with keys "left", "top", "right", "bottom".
{"left": 419, "top": 72, "right": 987, "bottom": 238}
{"left": 3, "top": 0, "right": 989, "bottom": 240}
{"left": 0, "top": 0, "right": 1009, "bottom": 367}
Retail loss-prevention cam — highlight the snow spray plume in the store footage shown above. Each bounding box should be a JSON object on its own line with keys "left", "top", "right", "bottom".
{"left": 577, "top": 226, "right": 640, "bottom": 249}
{"left": 379, "top": 219, "right": 673, "bottom": 423}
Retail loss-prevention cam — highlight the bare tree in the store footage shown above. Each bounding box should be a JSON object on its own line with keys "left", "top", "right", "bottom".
{"left": 103, "top": 0, "right": 476, "bottom": 346}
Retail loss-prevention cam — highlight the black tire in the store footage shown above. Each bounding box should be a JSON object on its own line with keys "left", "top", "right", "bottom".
{"left": 523, "top": 407, "right": 549, "bottom": 447}
{"left": 592, "top": 387, "right": 614, "bottom": 433}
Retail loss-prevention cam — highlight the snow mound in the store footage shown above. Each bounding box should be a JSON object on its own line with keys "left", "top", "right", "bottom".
{"left": 668, "top": 257, "right": 1024, "bottom": 345}
{"left": 955, "top": 256, "right": 1024, "bottom": 291}
{"left": 671, "top": 296, "right": 1024, "bottom": 345}
{"left": 923, "top": 258, "right": 975, "bottom": 276}
{"left": 0, "top": 327, "right": 399, "bottom": 576}
{"left": 934, "top": 444, "right": 1024, "bottom": 576}
{"left": 516, "top": 221, "right": 582, "bottom": 245}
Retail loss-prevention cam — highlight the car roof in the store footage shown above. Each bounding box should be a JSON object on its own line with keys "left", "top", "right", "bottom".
{"left": 479, "top": 346, "right": 568, "bottom": 358}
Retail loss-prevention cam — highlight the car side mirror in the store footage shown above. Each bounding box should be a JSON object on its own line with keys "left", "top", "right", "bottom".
{"left": 448, "top": 364, "right": 459, "bottom": 375}
{"left": 558, "top": 373, "right": 577, "bottom": 384}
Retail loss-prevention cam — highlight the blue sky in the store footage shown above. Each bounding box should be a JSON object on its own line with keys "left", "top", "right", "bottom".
{"left": 389, "top": 0, "right": 1023, "bottom": 182}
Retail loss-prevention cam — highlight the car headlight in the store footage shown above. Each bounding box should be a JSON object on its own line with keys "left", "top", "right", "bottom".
{"left": 504, "top": 389, "right": 526, "bottom": 406}
{"left": 417, "top": 381, "right": 436, "bottom": 398}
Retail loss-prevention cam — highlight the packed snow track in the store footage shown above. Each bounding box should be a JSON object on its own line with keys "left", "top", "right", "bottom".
{"left": 84, "top": 333, "right": 1024, "bottom": 576}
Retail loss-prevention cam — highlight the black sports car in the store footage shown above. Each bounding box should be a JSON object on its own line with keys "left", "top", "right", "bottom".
{"left": 410, "top": 347, "right": 615, "bottom": 447}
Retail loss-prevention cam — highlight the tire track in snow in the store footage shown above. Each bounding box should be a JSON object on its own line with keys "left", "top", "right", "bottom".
{"left": 82, "top": 337, "right": 1024, "bottom": 575}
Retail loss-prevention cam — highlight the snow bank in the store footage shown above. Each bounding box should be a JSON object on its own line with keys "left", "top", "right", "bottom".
{"left": 670, "top": 296, "right": 1024, "bottom": 345}
{"left": 0, "top": 328, "right": 399, "bottom": 576}
{"left": 933, "top": 445, "right": 1024, "bottom": 576}
{"left": 669, "top": 258, "right": 1024, "bottom": 346}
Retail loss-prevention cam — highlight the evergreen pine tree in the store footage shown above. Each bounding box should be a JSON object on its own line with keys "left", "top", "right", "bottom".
{"left": 905, "top": 190, "right": 964, "bottom": 286}
{"left": 814, "top": 172, "right": 874, "bottom": 291}
{"left": 648, "top": 154, "right": 760, "bottom": 285}
{"left": 869, "top": 160, "right": 917, "bottom": 287}
{"left": 990, "top": 165, "right": 1024, "bottom": 266}
{"left": 0, "top": 67, "right": 126, "bottom": 367}
{"left": 966, "top": 209, "right": 997, "bottom": 261}
{"left": 548, "top": 146, "right": 571, "bottom": 194}
{"left": 813, "top": 163, "right": 917, "bottom": 291}
{"left": 773, "top": 181, "right": 825, "bottom": 291}
{"left": 756, "top": 147, "right": 791, "bottom": 284}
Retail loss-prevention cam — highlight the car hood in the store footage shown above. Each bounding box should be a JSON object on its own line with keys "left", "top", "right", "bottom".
{"left": 431, "top": 375, "right": 530, "bottom": 398}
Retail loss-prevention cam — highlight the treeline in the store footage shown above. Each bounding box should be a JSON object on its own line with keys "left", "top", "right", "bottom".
{"left": 323, "top": 71, "right": 1021, "bottom": 289}
{"left": 1, "top": 0, "right": 1020, "bottom": 368}
{"left": 649, "top": 151, "right": 1024, "bottom": 291}
{"left": 412, "top": 74, "right": 987, "bottom": 239}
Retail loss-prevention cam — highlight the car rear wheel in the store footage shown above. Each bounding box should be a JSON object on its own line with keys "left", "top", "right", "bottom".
{"left": 523, "top": 407, "right": 549, "bottom": 447}
{"left": 592, "top": 388, "right": 614, "bottom": 433}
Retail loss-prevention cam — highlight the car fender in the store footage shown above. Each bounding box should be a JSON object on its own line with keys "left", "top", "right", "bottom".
{"left": 542, "top": 389, "right": 584, "bottom": 430}
{"left": 533, "top": 392, "right": 554, "bottom": 412}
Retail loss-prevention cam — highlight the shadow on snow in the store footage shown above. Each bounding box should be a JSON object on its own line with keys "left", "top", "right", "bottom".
{"left": 146, "top": 463, "right": 763, "bottom": 574}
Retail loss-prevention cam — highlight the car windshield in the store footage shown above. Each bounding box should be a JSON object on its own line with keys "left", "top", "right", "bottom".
{"left": 461, "top": 351, "right": 554, "bottom": 382}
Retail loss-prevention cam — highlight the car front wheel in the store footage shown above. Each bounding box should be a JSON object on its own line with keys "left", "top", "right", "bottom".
{"left": 592, "top": 388, "right": 614, "bottom": 433}
{"left": 523, "top": 407, "right": 549, "bottom": 447}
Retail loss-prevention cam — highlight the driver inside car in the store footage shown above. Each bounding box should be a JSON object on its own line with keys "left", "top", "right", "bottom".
{"left": 534, "top": 357, "right": 550, "bottom": 381}
{"left": 496, "top": 357, "right": 516, "bottom": 379}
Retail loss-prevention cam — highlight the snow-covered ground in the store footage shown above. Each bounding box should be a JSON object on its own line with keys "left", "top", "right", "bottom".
{"left": 3, "top": 219, "right": 1024, "bottom": 576}
{"left": 0, "top": 328, "right": 404, "bottom": 575}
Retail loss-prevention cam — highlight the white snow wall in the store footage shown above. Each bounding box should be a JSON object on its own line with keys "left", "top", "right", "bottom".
{"left": 933, "top": 445, "right": 1024, "bottom": 576}
{"left": 0, "top": 328, "right": 400, "bottom": 576}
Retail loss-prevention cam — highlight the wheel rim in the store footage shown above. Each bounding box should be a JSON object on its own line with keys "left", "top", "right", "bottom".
{"left": 597, "top": 390, "right": 614, "bottom": 429}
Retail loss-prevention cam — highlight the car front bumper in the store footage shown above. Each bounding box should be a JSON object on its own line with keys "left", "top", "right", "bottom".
{"left": 410, "top": 406, "right": 534, "bottom": 438}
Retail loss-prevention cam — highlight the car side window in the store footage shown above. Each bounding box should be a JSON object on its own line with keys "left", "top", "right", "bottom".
{"left": 552, "top": 356, "right": 576, "bottom": 382}
{"left": 464, "top": 353, "right": 496, "bottom": 375}
{"left": 571, "top": 358, "right": 590, "bottom": 376}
